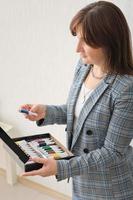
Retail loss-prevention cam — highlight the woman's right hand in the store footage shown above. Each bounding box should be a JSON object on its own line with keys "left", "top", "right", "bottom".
{"left": 19, "top": 104, "right": 47, "bottom": 121}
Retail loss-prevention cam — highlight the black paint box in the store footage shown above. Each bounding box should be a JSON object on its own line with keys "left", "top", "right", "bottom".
{"left": 0, "top": 127, "right": 74, "bottom": 172}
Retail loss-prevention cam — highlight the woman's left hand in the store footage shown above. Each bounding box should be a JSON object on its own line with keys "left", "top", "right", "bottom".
{"left": 21, "top": 157, "right": 57, "bottom": 177}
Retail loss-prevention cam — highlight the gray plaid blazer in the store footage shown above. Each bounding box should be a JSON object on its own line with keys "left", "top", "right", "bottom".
{"left": 39, "top": 60, "right": 133, "bottom": 200}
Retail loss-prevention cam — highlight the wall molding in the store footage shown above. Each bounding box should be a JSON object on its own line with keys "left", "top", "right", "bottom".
{"left": 0, "top": 168, "right": 71, "bottom": 200}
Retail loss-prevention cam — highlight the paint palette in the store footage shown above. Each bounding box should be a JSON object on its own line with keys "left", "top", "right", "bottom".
{"left": 15, "top": 134, "right": 70, "bottom": 160}
{"left": 0, "top": 127, "right": 74, "bottom": 172}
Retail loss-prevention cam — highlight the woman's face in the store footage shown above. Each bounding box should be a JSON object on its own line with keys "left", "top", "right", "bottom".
{"left": 76, "top": 32, "right": 106, "bottom": 67}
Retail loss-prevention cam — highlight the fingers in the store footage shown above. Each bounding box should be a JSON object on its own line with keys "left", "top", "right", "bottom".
{"left": 19, "top": 104, "right": 46, "bottom": 122}
{"left": 21, "top": 158, "right": 57, "bottom": 177}
{"left": 20, "top": 104, "right": 32, "bottom": 111}
{"left": 19, "top": 104, "right": 39, "bottom": 121}
{"left": 22, "top": 168, "right": 43, "bottom": 176}
{"left": 22, "top": 158, "right": 48, "bottom": 177}
{"left": 25, "top": 114, "right": 38, "bottom": 121}
{"left": 31, "top": 157, "right": 48, "bottom": 164}
{"left": 30, "top": 105, "right": 39, "bottom": 113}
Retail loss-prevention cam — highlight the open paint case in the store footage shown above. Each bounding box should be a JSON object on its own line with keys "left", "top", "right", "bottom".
{"left": 0, "top": 127, "right": 74, "bottom": 172}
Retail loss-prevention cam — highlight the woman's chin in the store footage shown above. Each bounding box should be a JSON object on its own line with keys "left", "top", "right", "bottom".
{"left": 81, "top": 57, "right": 89, "bottom": 64}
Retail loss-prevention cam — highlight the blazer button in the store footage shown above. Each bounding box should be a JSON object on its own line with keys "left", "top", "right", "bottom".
{"left": 83, "top": 148, "right": 89, "bottom": 153}
{"left": 86, "top": 130, "right": 93, "bottom": 135}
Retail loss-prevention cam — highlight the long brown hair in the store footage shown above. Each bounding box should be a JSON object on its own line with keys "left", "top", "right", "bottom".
{"left": 70, "top": 1, "right": 133, "bottom": 75}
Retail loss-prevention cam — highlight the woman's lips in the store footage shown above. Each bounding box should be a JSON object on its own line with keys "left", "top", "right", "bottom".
{"left": 80, "top": 54, "right": 86, "bottom": 58}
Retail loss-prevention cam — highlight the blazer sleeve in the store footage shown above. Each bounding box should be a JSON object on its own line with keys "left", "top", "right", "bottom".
{"left": 37, "top": 104, "right": 67, "bottom": 126}
{"left": 56, "top": 80, "right": 133, "bottom": 181}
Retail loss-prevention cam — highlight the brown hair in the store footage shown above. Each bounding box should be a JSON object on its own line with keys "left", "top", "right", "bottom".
{"left": 70, "top": 1, "right": 133, "bottom": 75}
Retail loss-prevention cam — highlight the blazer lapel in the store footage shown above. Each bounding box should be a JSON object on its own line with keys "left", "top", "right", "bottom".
{"left": 67, "top": 64, "right": 91, "bottom": 134}
{"left": 67, "top": 65, "right": 91, "bottom": 150}
{"left": 71, "top": 74, "right": 117, "bottom": 150}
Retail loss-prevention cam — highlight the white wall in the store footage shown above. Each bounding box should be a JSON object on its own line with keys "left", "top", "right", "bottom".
{"left": 0, "top": 0, "right": 133, "bottom": 197}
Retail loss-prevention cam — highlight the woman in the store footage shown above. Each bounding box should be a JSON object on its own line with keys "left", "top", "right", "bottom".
{"left": 20, "top": 1, "right": 133, "bottom": 199}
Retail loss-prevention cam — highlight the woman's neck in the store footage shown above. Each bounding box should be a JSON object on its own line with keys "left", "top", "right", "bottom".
{"left": 91, "top": 64, "right": 107, "bottom": 79}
